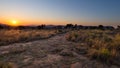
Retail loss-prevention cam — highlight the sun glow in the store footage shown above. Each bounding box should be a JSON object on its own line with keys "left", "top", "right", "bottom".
{"left": 10, "top": 20, "right": 19, "bottom": 26}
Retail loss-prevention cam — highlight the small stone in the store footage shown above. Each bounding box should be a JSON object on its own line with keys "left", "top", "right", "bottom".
{"left": 1, "top": 51, "right": 9, "bottom": 55}
{"left": 60, "top": 49, "right": 74, "bottom": 57}
{"left": 50, "top": 47, "right": 63, "bottom": 53}
{"left": 76, "top": 46, "right": 87, "bottom": 54}
{"left": 110, "top": 65, "right": 119, "bottom": 68}
{"left": 71, "top": 62, "right": 82, "bottom": 68}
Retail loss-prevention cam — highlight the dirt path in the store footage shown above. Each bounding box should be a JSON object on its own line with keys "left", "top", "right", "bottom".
{"left": 0, "top": 34, "right": 118, "bottom": 68}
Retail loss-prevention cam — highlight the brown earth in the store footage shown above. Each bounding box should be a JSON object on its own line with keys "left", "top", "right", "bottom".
{"left": 0, "top": 33, "right": 119, "bottom": 68}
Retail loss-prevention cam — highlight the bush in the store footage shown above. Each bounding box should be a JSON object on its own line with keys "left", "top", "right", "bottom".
{"left": 98, "top": 48, "right": 111, "bottom": 61}
{"left": 66, "top": 30, "right": 120, "bottom": 65}
{"left": 0, "top": 62, "right": 14, "bottom": 68}
{"left": 0, "top": 29, "right": 58, "bottom": 46}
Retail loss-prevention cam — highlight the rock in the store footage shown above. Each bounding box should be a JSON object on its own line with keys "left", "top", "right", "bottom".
{"left": 82, "top": 61, "right": 109, "bottom": 68}
{"left": 0, "top": 51, "right": 9, "bottom": 55}
{"left": 92, "top": 62, "right": 107, "bottom": 68}
{"left": 112, "top": 59, "right": 120, "bottom": 66}
{"left": 110, "top": 65, "right": 119, "bottom": 68}
{"left": 71, "top": 62, "right": 82, "bottom": 68}
{"left": 46, "top": 54, "right": 62, "bottom": 63}
{"left": 83, "top": 62, "right": 93, "bottom": 68}
{"left": 22, "top": 55, "right": 33, "bottom": 66}
{"left": 75, "top": 46, "right": 87, "bottom": 54}
{"left": 31, "top": 54, "right": 62, "bottom": 68}
{"left": 23, "top": 57, "right": 33, "bottom": 63}
{"left": 50, "top": 47, "right": 63, "bottom": 54}
{"left": 60, "top": 49, "right": 74, "bottom": 57}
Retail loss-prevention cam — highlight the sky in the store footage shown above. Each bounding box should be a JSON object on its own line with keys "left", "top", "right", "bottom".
{"left": 0, "top": 0, "right": 120, "bottom": 26}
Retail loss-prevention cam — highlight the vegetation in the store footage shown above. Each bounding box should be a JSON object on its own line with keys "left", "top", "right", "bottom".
{"left": 0, "top": 26, "right": 119, "bottom": 67}
{"left": 66, "top": 30, "right": 120, "bottom": 65}
{"left": 0, "top": 62, "right": 15, "bottom": 68}
{"left": 0, "top": 29, "right": 62, "bottom": 46}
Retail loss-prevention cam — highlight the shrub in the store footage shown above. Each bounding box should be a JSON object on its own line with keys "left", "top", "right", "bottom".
{"left": 0, "top": 29, "right": 58, "bottom": 46}
{"left": 66, "top": 30, "right": 120, "bottom": 65}
{"left": 98, "top": 48, "right": 111, "bottom": 61}
{"left": 0, "top": 62, "right": 14, "bottom": 68}
{"left": 88, "top": 48, "right": 111, "bottom": 63}
{"left": 113, "top": 34, "right": 120, "bottom": 48}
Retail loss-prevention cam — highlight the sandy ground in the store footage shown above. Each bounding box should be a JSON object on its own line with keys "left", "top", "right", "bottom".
{"left": 0, "top": 33, "right": 119, "bottom": 68}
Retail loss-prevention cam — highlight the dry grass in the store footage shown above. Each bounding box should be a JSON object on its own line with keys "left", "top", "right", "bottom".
{"left": 0, "top": 62, "right": 16, "bottom": 68}
{"left": 0, "top": 29, "right": 60, "bottom": 46}
{"left": 66, "top": 30, "right": 120, "bottom": 65}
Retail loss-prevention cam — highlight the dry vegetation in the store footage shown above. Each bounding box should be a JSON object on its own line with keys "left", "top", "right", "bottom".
{"left": 0, "top": 62, "right": 16, "bottom": 68}
{"left": 0, "top": 29, "right": 63, "bottom": 46}
{"left": 0, "top": 29, "right": 120, "bottom": 68}
{"left": 66, "top": 30, "right": 120, "bottom": 65}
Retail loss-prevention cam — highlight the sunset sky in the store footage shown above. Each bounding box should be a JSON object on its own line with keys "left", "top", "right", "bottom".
{"left": 0, "top": 0, "right": 120, "bottom": 26}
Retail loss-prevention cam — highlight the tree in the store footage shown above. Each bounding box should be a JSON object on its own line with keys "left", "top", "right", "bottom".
{"left": 117, "top": 25, "right": 120, "bottom": 29}
{"left": 98, "top": 25, "right": 104, "bottom": 30}
{"left": 0, "top": 25, "right": 4, "bottom": 29}
{"left": 65, "top": 24, "right": 74, "bottom": 29}
{"left": 37, "top": 24, "right": 45, "bottom": 29}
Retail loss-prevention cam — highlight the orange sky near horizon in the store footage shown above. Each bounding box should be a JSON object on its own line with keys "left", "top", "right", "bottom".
{"left": 0, "top": 18, "right": 67, "bottom": 26}
{"left": 1, "top": 18, "right": 117, "bottom": 26}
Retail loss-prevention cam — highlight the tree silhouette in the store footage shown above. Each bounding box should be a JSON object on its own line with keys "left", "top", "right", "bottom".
{"left": 98, "top": 25, "right": 104, "bottom": 30}
{"left": 65, "top": 24, "right": 74, "bottom": 29}
{"left": 37, "top": 24, "right": 45, "bottom": 29}
{"left": 0, "top": 25, "right": 4, "bottom": 29}
{"left": 117, "top": 25, "right": 120, "bottom": 29}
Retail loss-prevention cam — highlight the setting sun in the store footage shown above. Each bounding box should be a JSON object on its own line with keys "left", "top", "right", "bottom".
{"left": 11, "top": 20, "right": 18, "bottom": 26}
